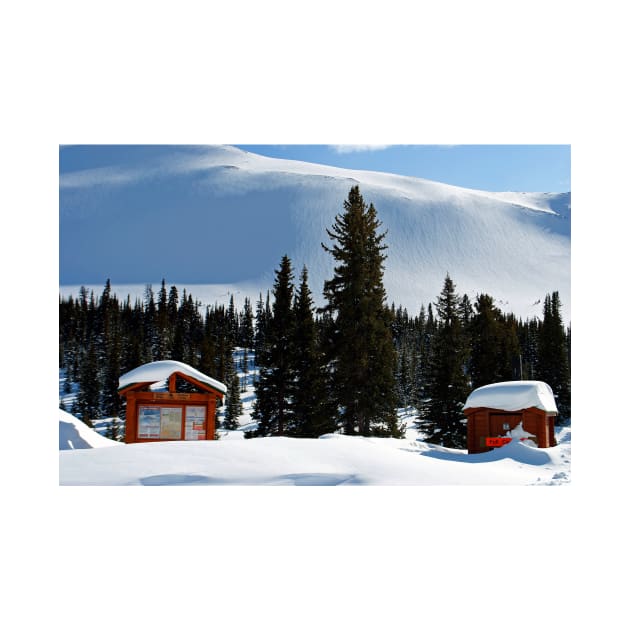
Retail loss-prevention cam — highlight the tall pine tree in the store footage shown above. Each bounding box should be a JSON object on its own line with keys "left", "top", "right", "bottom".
{"left": 538, "top": 291, "right": 571, "bottom": 423}
{"left": 248, "top": 255, "right": 296, "bottom": 437}
{"left": 223, "top": 360, "right": 243, "bottom": 431}
{"left": 289, "top": 266, "right": 335, "bottom": 437}
{"left": 418, "top": 274, "right": 470, "bottom": 448}
{"left": 469, "top": 293, "right": 505, "bottom": 388}
{"left": 322, "top": 186, "right": 401, "bottom": 437}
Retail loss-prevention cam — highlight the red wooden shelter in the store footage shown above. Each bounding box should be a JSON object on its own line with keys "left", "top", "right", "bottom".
{"left": 463, "top": 381, "right": 558, "bottom": 454}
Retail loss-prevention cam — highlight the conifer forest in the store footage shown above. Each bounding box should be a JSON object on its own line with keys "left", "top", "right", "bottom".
{"left": 59, "top": 187, "right": 571, "bottom": 448}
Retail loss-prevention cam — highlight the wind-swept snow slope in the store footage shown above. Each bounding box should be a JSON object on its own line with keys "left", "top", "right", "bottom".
{"left": 60, "top": 145, "right": 570, "bottom": 318}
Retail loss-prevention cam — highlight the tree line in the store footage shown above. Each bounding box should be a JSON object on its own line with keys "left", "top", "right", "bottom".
{"left": 59, "top": 186, "right": 570, "bottom": 447}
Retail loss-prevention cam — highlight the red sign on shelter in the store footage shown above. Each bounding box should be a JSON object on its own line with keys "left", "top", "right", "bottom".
{"left": 485, "top": 437, "right": 512, "bottom": 448}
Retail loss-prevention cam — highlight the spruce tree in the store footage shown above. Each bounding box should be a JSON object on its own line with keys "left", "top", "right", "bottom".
{"left": 240, "top": 296, "right": 255, "bottom": 349}
{"left": 76, "top": 340, "right": 100, "bottom": 427}
{"left": 223, "top": 367, "right": 243, "bottom": 431}
{"left": 227, "top": 294, "right": 239, "bottom": 345}
{"left": 156, "top": 279, "right": 171, "bottom": 359}
{"left": 101, "top": 328, "right": 122, "bottom": 418}
{"left": 289, "top": 266, "right": 335, "bottom": 437}
{"left": 143, "top": 284, "right": 157, "bottom": 362}
{"left": 413, "top": 303, "right": 435, "bottom": 417}
{"left": 321, "top": 186, "right": 401, "bottom": 437}
{"left": 254, "top": 291, "right": 272, "bottom": 364}
{"left": 418, "top": 274, "right": 470, "bottom": 448}
{"left": 469, "top": 293, "right": 504, "bottom": 388}
{"left": 538, "top": 291, "right": 571, "bottom": 423}
{"left": 248, "top": 255, "right": 296, "bottom": 437}
{"left": 498, "top": 313, "right": 521, "bottom": 381}
{"left": 209, "top": 305, "right": 235, "bottom": 385}
{"left": 199, "top": 306, "right": 217, "bottom": 379}
{"left": 518, "top": 317, "right": 540, "bottom": 381}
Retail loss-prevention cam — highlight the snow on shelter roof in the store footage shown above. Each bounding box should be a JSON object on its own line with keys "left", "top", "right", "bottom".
{"left": 463, "top": 380, "right": 558, "bottom": 414}
{"left": 118, "top": 360, "right": 227, "bottom": 395}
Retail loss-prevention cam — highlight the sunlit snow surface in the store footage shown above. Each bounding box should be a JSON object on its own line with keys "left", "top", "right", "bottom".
{"left": 58, "top": 408, "right": 571, "bottom": 486}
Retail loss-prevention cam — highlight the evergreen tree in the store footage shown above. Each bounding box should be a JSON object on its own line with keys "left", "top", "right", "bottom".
{"left": 98, "top": 280, "right": 123, "bottom": 418}
{"left": 498, "top": 313, "right": 521, "bottom": 381}
{"left": 214, "top": 306, "right": 235, "bottom": 385}
{"left": 413, "top": 303, "right": 436, "bottom": 416}
{"left": 199, "top": 306, "right": 218, "bottom": 379}
{"left": 254, "top": 291, "right": 272, "bottom": 363}
{"left": 101, "top": 327, "right": 122, "bottom": 418}
{"left": 518, "top": 317, "right": 540, "bottom": 381}
{"left": 469, "top": 293, "right": 505, "bottom": 388}
{"left": 143, "top": 284, "right": 157, "bottom": 362}
{"left": 460, "top": 293, "right": 473, "bottom": 331}
{"left": 156, "top": 279, "right": 171, "bottom": 359}
{"left": 223, "top": 366, "right": 243, "bottom": 431}
{"left": 418, "top": 274, "right": 470, "bottom": 448}
{"left": 240, "top": 296, "right": 255, "bottom": 349}
{"left": 76, "top": 340, "right": 100, "bottom": 427}
{"left": 289, "top": 266, "right": 336, "bottom": 437}
{"left": 538, "top": 292, "right": 571, "bottom": 422}
{"left": 321, "top": 186, "right": 401, "bottom": 437}
{"left": 227, "top": 294, "right": 239, "bottom": 345}
{"left": 248, "top": 256, "right": 296, "bottom": 437}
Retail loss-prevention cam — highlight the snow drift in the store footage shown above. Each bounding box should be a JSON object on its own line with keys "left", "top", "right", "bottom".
{"left": 58, "top": 411, "right": 571, "bottom": 485}
{"left": 59, "top": 409, "right": 121, "bottom": 450}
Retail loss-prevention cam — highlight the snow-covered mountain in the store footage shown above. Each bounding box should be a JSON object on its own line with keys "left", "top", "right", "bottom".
{"left": 60, "top": 145, "right": 570, "bottom": 319}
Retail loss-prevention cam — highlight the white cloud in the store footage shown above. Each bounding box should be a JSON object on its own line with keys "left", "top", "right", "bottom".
{"left": 330, "top": 144, "right": 392, "bottom": 154}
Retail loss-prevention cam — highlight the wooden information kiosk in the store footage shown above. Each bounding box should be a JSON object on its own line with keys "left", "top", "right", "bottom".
{"left": 118, "top": 360, "right": 226, "bottom": 444}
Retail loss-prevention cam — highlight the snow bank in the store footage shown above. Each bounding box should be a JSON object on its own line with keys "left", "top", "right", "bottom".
{"left": 118, "top": 360, "right": 227, "bottom": 394}
{"left": 463, "top": 380, "right": 558, "bottom": 413}
{"left": 59, "top": 409, "right": 121, "bottom": 450}
{"left": 59, "top": 425, "right": 571, "bottom": 485}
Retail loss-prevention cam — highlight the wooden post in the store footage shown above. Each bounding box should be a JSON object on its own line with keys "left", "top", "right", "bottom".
{"left": 168, "top": 373, "right": 177, "bottom": 393}
{"left": 125, "top": 392, "right": 138, "bottom": 443}
{"left": 206, "top": 396, "right": 217, "bottom": 440}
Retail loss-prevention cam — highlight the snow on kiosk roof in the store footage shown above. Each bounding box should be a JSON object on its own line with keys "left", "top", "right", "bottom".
{"left": 464, "top": 381, "right": 558, "bottom": 414}
{"left": 118, "top": 360, "right": 227, "bottom": 395}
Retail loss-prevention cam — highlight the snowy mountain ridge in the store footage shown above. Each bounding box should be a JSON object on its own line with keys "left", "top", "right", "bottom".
{"left": 60, "top": 146, "right": 570, "bottom": 319}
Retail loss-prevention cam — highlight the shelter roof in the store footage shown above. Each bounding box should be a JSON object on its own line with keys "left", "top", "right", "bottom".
{"left": 463, "top": 380, "right": 557, "bottom": 414}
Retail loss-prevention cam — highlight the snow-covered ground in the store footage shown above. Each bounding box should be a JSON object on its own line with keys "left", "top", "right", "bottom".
{"left": 59, "top": 411, "right": 571, "bottom": 485}
{"left": 59, "top": 351, "right": 571, "bottom": 486}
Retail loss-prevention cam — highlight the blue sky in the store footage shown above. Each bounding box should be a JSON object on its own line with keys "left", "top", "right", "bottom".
{"left": 59, "top": 145, "right": 570, "bottom": 193}
{"left": 234, "top": 145, "right": 570, "bottom": 192}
